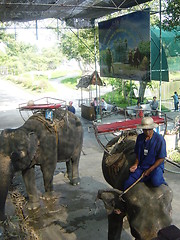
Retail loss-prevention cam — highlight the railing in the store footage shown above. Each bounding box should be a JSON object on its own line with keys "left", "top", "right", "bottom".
{"left": 77, "top": 98, "right": 92, "bottom": 107}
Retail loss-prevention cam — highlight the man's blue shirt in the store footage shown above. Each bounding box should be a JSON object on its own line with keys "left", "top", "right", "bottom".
{"left": 134, "top": 131, "right": 166, "bottom": 170}
{"left": 68, "top": 106, "right": 75, "bottom": 114}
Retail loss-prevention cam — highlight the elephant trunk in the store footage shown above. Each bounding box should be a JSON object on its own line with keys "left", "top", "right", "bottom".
{"left": 0, "top": 154, "right": 14, "bottom": 221}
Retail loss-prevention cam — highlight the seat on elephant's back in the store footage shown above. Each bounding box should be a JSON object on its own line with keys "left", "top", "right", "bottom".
{"left": 95, "top": 116, "right": 165, "bottom": 134}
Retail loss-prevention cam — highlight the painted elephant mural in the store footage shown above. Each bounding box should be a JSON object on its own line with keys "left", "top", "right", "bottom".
{"left": 98, "top": 132, "right": 173, "bottom": 240}
{"left": 0, "top": 108, "right": 83, "bottom": 221}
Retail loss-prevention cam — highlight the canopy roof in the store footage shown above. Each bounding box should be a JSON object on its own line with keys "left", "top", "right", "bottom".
{"left": 76, "top": 71, "right": 103, "bottom": 88}
{"left": 0, "top": 0, "right": 152, "bottom": 27}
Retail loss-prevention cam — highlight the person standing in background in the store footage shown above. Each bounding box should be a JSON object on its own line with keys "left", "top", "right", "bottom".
{"left": 135, "top": 101, "right": 144, "bottom": 118}
{"left": 150, "top": 96, "right": 159, "bottom": 116}
{"left": 91, "top": 97, "right": 98, "bottom": 118}
{"left": 172, "top": 92, "right": 179, "bottom": 111}
{"left": 101, "top": 98, "right": 108, "bottom": 112}
{"left": 67, "top": 101, "right": 75, "bottom": 114}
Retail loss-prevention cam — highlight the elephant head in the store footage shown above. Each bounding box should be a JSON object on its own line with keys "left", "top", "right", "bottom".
{"left": 98, "top": 183, "right": 173, "bottom": 240}
{"left": 102, "top": 133, "right": 137, "bottom": 190}
{"left": 0, "top": 129, "right": 38, "bottom": 220}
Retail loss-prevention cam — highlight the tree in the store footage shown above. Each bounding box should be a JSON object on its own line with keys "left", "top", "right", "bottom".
{"left": 162, "top": 0, "right": 180, "bottom": 32}
{"left": 0, "top": 29, "right": 61, "bottom": 74}
{"left": 60, "top": 28, "right": 98, "bottom": 71}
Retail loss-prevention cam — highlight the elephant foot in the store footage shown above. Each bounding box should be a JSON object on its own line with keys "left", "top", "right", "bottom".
{"left": 70, "top": 177, "right": 80, "bottom": 186}
{"left": 26, "top": 201, "right": 40, "bottom": 211}
{"left": 41, "top": 191, "right": 59, "bottom": 201}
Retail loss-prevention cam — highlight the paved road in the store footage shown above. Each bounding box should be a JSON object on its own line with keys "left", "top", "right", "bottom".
{"left": 0, "top": 78, "right": 180, "bottom": 240}
{"left": 0, "top": 76, "right": 112, "bottom": 129}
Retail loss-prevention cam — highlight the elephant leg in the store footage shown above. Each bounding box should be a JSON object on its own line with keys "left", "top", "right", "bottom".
{"left": 108, "top": 212, "right": 124, "bottom": 240}
{"left": 70, "top": 154, "right": 80, "bottom": 186}
{"left": 66, "top": 160, "right": 72, "bottom": 180}
{"left": 22, "top": 167, "right": 40, "bottom": 210}
{"left": 40, "top": 163, "right": 57, "bottom": 200}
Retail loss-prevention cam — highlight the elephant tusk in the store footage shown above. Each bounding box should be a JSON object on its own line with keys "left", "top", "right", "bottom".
{"left": 20, "top": 151, "right": 26, "bottom": 158}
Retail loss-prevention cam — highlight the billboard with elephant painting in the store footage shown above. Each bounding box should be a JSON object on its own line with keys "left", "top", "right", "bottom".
{"left": 98, "top": 10, "right": 150, "bottom": 81}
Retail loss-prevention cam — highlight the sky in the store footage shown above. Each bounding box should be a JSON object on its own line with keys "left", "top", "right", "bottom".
{"left": 6, "top": 19, "right": 59, "bottom": 49}
{"left": 18, "top": 29, "right": 58, "bottom": 48}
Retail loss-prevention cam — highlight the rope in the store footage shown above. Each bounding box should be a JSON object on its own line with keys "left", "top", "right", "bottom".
{"left": 30, "top": 115, "right": 56, "bottom": 133}
{"left": 30, "top": 114, "right": 65, "bottom": 146}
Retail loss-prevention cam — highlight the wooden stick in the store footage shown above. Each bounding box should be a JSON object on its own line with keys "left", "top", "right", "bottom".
{"left": 122, "top": 173, "right": 144, "bottom": 195}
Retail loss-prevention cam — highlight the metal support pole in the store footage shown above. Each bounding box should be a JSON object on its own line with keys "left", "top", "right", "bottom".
{"left": 94, "top": 21, "right": 98, "bottom": 102}
{"left": 57, "top": 19, "right": 59, "bottom": 40}
{"left": 36, "top": 20, "right": 38, "bottom": 40}
{"left": 130, "top": 80, "right": 132, "bottom": 105}
{"left": 93, "top": 20, "right": 101, "bottom": 120}
{"left": 14, "top": 23, "right": 17, "bottom": 40}
{"left": 159, "top": 0, "right": 162, "bottom": 112}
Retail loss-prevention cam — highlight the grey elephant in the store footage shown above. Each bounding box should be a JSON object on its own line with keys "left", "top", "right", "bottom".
{"left": 0, "top": 108, "right": 83, "bottom": 221}
{"left": 98, "top": 132, "right": 172, "bottom": 240}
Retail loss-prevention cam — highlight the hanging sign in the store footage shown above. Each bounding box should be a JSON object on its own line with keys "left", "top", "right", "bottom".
{"left": 98, "top": 9, "right": 150, "bottom": 82}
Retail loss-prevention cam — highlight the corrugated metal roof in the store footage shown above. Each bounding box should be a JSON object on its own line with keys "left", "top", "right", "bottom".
{"left": 0, "top": 0, "right": 152, "bottom": 25}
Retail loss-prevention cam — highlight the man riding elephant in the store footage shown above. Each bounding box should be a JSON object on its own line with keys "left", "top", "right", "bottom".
{"left": 124, "top": 116, "right": 167, "bottom": 190}
{"left": 98, "top": 117, "right": 172, "bottom": 240}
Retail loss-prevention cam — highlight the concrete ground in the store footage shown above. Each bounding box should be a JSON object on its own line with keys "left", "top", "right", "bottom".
{"left": 0, "top": 78, "right": 180, "bottom": 239}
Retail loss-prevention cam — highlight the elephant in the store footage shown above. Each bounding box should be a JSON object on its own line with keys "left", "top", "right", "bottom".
{"left": 0, "top": 108, "right": 83, "bottom": 221}
{"left": 98, "top": 131, "right": 173, "bottom": 240}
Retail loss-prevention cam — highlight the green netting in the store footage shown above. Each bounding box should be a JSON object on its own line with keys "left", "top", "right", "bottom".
{"left": 151, "top": 27, "right": 180, "bottom": 72}
{"left": 151, "top": 29, "right": 169, "bottom": 81}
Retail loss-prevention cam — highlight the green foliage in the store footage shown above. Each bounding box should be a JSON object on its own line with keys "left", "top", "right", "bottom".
{"left": 5, "top": 72, "right": 54, "bottom": 92}
{"left": 161, "top": 105, "right": 170, "bottom": 112}
{"left": 50, "top": 70, "right": 70, "bottom": 79}
{"left": 105, "top": 78, "right": 137, "bottom": 99}
{"left": 50, "top": 69, "right": 82, "bottom": 79}
{"left": 102, "top": 89, "right": 137, "bottom": 108}
{"left": 61, "top": 76, "right": 81, "bottom": 88}
{"left": 162, "top": 0, "right": 180, "bottom": 32}
{"left": 168, "top": 150, "right": 180, "bottom": 163}
{"left": 60, "top": 28, "right": 98, "bottom": 65}
{"left": 0, "top": 30, "right": 61, "bottom": 74}
{"left": 0, "top": 29, "right": 63, "bottom": 92}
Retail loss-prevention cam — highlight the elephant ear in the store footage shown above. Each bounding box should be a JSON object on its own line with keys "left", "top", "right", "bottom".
{"left": 28, "top": 132, "right": 39, "bottom": 162}
{"left": 11, "top": 131, "right": 38, "bottom": 171}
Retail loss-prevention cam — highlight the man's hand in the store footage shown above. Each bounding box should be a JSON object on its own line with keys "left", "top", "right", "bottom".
{"left": 143, "top": 168, "right": 152, "bottom": 177}
{"left": 130, "top": 164, "right": 138, "bottom": 172}
{"left": 143, "top": 158, "right": 164, "bottom": 177}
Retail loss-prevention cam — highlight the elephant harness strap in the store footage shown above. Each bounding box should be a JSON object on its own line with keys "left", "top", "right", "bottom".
{"left": 30, "top": 114, "right": 64, "bottom": 145}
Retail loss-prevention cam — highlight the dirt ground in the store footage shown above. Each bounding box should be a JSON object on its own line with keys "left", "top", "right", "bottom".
{"left": 0, "top": 79, "right": 180, "bottom": 240}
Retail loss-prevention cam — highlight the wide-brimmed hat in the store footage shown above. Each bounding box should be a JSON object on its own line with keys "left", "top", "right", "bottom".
{"left": 137, "top": 117, "right": 158, "bottom": 129}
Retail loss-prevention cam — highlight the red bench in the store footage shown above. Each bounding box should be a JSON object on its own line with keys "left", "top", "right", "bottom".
{"left": 96, "top": 116, "right": 165, "bottom": 134}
